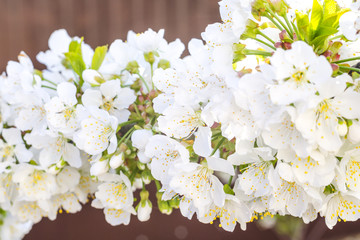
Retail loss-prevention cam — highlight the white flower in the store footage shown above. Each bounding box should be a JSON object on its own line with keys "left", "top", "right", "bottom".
{"left": 340, "top": 148, "right": 360, "bottom": 192}
{"left": 269, "top": 41, "right": 333, "bottom": 105}
{"left": 199, "top": 194, "right": 252, "bottom": 232}
{"left": 0, "top": 213, "right": 32, "bottom": 240}
{"left": 45, "top": 82, "right": 85, "bottom": 134}
{"left": 82, "top": 79, "right": 135, "bottom": 123}
{"left": 321, "top": 192, "right": 360, "bottom": 229}
{"left": 94, "top": 173, "right": 133, "bottom": 210}
{"left": 102, "top": 207, "right": 136, "bottom": 226}
{"left": 169, "top": 157, "right": 234, "bottom": 217}
{"left": 268, "top": 165, "right": 322, "bottom": 217}
{"left": 262, "top": 112, "right": 310, "bottom": 157}
{"left": 12, "top": 164, "right": 58, "bottom": 201}
{"left": 296, "top": 76, "right": 360, "bottom": 152}
{"left": 127, "top": 29, "right": 166, "bottom": 53}
{"left": 277, "top": 149, "right": 336, "bottom": 187}
{"left": 74, "top": 107, "right": 118, "bottom": 155}
{"left": 14, "top": 89, "right": 49, "bottom": 134}
{"left": 0, "top": 128, "right": 33, "bottom": 172}
{"left": 131, "top": 129, "right": 153, "bottom": 164}
{"left": 25, "top": 131, "right": 82, "bottom": 168}
{"left": 10, "top": 201, "right": 47, "bottom": 224}
{"left": 144, "top": 135, "right": 189, "bottom": 184}
{"left": 230, "top": 148, "right": 275, "bottom": 197}
{"left": 157, "top": 105, "right": 203, "bottom": 139}
{"left": 340, "top": 2, "right": 360, "bottom": 41}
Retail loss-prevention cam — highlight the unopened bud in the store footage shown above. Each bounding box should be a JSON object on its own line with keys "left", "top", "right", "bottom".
{"left": 126, "top": 61, "right": 140, "bottom": 74}
{"left": 82, "top": 69, "right": 105, "bottom": 86}
{"left": 90, "top": 160, "right": 109, "bottom": 176}
{"left": 337, "top": 121, "right": 348, "bottom": 137}
{"left": 109, "top": 153, "right": 124, "bottom": 169}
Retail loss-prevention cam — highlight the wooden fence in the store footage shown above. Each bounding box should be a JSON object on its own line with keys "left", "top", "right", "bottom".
{"left": 0, "top": 0, "right": 220, "bottom": 69}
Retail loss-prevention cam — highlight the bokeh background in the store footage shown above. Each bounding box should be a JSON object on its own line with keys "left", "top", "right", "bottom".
{"left": 0, "top": 0, "right": 360, "bottom": 239}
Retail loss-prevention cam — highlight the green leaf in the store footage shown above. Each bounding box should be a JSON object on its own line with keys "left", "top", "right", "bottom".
{"left": 68, "top": 37, "right": 83, "bottom": 55}
{"left": 309, "top": 0, "right": 323, "bottom": 36}
{"left": 323, "top": 0, "right": 338, "bottom": 17}
{"left": 91, "top": 45, "right": 108, "bottom": 70}
{"left": 64, "top": 52, "right": 86, "bottom": 77}
{"left": 296, "top": 11, "right": 310, "bottom": 41}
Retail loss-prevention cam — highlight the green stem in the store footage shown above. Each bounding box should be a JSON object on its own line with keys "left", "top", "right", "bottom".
{"left": 118, "top": 119, "right": 143, "bottom": 129}
{"left": 137, "top": 74, "right": 150, "bottom": 92}
{"left": 283, "top": 15, "right": 294, "bottom": 36}
{"left": 252, "top": 37, "right": 276, "bottom": 51}
{"left": 339, "top": 66, "right": 360, "bottom": 72}
{"left": 129, "top": 167, "right": 138, "bottom": 183}
{"left": 150, "top": 63, "right": 155, "bottom": 90}
{"left": 329, "top": 35, "right": 344, "bottom": 41}
{"left": 117, "top": 126, "right": 136, "bottom": 146}
{"left": 228, "top": 175, "right": 234, "bottom": 185}
{"left": 291, "top": 21, "right": 301, "bottom": 40}
{"left": 78, "top": 77, "right": 84, "bottom": 93}
{"left": 155, "top": 180, "right": 162, "bottom": 191}
{"left": 42, "top": 78, "right": 57, "bottom": 86}
{"left": 41, "top": 85, "right": 57, "bottom": 91}
{"left": 266, "top": 8, "right": 292, "bottom": 37}
{"left": 244, "top": 49, "right": 273, "bottom": 57}
{"left": 133, "top": 104, "right": 142, "bottom": 118}
{"left": 333, "top": 57, "right": 360, "bottom": 64}
{"left": 264, "top": 12, "right": 284, "bottom": 32}
{"left": 210, "top": 137, "right": 226, "bottom": 156}
{"left": 257, "top": 31, "right": 275, "bottom": 44}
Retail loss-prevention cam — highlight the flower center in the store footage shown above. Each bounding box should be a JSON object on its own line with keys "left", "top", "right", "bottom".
{"left": 291, "top": 70, "right": 306, "bottom": 84}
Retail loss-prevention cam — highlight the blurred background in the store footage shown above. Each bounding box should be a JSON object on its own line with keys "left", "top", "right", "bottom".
{"left": 0, "top": 0, "right": 360, "bottom": 239}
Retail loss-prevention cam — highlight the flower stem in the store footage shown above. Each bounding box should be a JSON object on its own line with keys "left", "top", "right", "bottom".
{"left": 251, "top": 37, "right": 276, "bottom": 51}
{"left": 329, "top": 35, "right": 344, "bottom": 41}
{"left": 266, "top": 8, "right": 292, "bottom": 38}
{"left": 257, "top": 31, "right": 275, "bottom": 44}
{"left": 155, "top": 180, "right": 161, "bottom": 191}
{"left": 211, "top": 137, "right": 226, "bottom": 156}
{"left": 333, "top": 57, "right": 360, "bottom": 64}
{"left": 133, "top": 104, "right": 142, "bottom": 118}
{"left": 42, "top": 78, "right": 57, "bottom": 86}
{"left": 41, "top": 85, "right": 57, "bottom": 91}
{"left": 283, "top": 15, "right": 294, "bottom": 36}
{"left": 264, "top": 12, "right": 284, "bottom": 32}
{"left": 228, "top": 175, "right": 233, "bottom": 185}
{"left": 244, "top": 49, "right": 273, "bottom": 57}
{"left": 339, "top": 66, "right": 360, "bottom": 72}
{"left": 118, "top": 119, "right": 143, "bottom": 129}
{"left": 137, "top": 74, "right": 150, "bottom": 92}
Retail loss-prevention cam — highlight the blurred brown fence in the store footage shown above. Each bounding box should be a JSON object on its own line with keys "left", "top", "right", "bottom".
{"left": 0, "top": 0, "right": 221, "bottom": 69}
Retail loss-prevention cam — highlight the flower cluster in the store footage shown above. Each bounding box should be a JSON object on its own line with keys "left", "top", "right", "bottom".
{"left": 2, "top": 0, "right": 360, "bottom": 239}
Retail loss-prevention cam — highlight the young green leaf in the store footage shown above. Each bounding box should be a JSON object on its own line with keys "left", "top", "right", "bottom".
{"left": 91, "top": 45, "right": 108, "bottom": 70}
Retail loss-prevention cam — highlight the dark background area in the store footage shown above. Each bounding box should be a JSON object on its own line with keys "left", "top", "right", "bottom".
{"left": 1, "top": 0, "right": 360, "bottom": 239}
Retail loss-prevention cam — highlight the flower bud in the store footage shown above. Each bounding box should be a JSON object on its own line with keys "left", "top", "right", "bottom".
{"left": 137, "top": 200, "right": 152, "bottom": 222}
{"left": 337, "top": 121, "right": 348, "bottom": 137}
{"left": 157, "top": 59, "right": 170, "bottom": 70}
{"left": 82, "top": 69, "right": 105, "bottom": 86}
{"left": 90, "top": 160, "right": 109, "bottom": 176}
{"left": 109, "top": 153, "right": 124, "bottom": 169}
{"left": 158, "top": 200, "right": 173, "bottom": 215}
{"left": 56, "top": 159, "right": 66, "bottom": 168}
{"left": 48, "top": 165, "right": 61, "bottom": 174}
{"left": 348, "top": 121, "right": 360, "bottom": 143}
{"left": 126, "top": 61, "right": 140, "bottom": 74}
{"left": 137, "top": 162, "right": 146, "bottom": 170}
